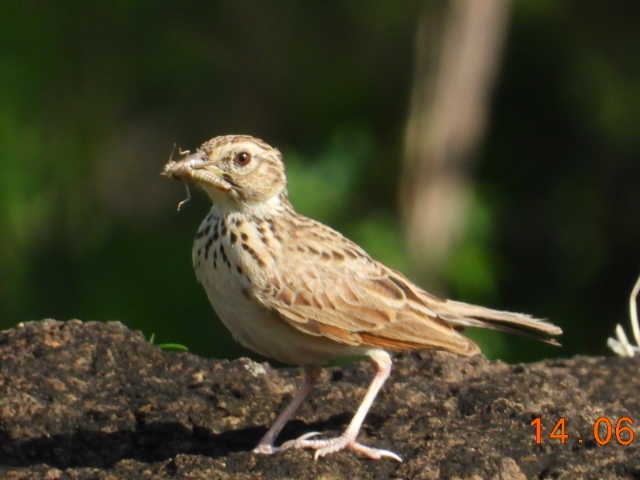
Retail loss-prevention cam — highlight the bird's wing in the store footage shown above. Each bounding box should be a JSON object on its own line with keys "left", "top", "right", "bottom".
{"left": 252, "top": 223, "right": 479, "bottom": 356}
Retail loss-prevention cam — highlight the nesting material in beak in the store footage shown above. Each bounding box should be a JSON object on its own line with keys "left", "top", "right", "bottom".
{"left": 163, "top": 152, "right": 233, "bottom": 210}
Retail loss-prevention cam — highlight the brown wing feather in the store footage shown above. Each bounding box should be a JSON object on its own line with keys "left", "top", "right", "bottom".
{"left": 252, "top": 220, "right": 480, "bottom": 356}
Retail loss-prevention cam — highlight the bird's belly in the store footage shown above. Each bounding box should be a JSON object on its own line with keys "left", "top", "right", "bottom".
{"left": 193, "top": 241, "right": 361, "bottom": 365}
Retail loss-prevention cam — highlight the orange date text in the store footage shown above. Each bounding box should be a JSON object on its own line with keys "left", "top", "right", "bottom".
{"left": 530, "top": 416, "right": 635, "bottom": 446}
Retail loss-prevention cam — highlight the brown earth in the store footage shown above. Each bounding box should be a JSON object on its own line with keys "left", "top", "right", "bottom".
{"left": 0, "top": 320, "right": 638, "bottom": 479}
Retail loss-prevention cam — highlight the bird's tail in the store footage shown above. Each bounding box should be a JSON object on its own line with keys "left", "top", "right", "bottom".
{"left": 437, "top": 299, "right": 563, "bottom": 346}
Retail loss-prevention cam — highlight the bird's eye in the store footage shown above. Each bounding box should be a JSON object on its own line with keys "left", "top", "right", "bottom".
{"left": 234, "top": 151, "right": 252, "bottom": 167}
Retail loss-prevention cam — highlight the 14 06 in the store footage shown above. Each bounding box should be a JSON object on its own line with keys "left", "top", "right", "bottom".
{"left": 530, "top": 416, "right": 635, "bottom": 446}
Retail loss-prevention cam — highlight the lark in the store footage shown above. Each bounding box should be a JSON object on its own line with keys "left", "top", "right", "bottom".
{"left": 162, "top": 135, "right": 562, "bottom": 461}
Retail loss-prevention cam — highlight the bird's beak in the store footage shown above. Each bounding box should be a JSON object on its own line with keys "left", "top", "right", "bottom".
{"left": 162, "top": 152, "right": 232, "bottom": 192}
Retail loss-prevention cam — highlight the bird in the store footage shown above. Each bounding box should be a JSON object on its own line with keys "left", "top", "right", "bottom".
{"left": 162, "top": 134, "right": 562, "bottom": 462}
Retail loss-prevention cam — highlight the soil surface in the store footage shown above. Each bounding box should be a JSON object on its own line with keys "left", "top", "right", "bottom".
{"left": 0, "top": 320, "right": 638, "bottom": 479}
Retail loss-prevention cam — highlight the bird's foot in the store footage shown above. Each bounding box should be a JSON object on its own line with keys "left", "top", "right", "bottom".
{"left": 277, "top": 431, "right": 402, "bottom": 461}
{"left": 252, "top": 443, "right": 278, "bottom": 454}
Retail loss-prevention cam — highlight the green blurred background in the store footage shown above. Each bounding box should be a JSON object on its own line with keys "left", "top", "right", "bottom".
{"left": 1, "top": 1, "right": 638, "bottom": 363}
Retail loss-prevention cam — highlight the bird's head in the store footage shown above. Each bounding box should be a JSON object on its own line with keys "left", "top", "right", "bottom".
{"left": 163, "top": 135, "right": 287, "bottom": 213}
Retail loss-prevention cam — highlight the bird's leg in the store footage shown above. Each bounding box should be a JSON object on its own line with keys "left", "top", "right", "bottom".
{"left": 279, "top": 349, "right": 401, "bottom": 461}
{"left": 253, "top": 366, "right": 321, "bottom": 454}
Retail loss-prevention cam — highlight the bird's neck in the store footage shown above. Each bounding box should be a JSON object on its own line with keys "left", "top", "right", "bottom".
{"left": 209, "top": 190, "right": 294, "bottom": 221}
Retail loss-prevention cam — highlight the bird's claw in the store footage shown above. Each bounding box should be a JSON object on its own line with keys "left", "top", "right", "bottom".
{"left": 277, "top": 431, "right": 402, "bottom": 462}
{"left": 252, "top": 443, "right": 278, "bottom": 455}
{"left": 280, "top": 431, "right": 322, "bottom": 447}
{"left": 253, "top": 431, "right": 322, "bottom": 455}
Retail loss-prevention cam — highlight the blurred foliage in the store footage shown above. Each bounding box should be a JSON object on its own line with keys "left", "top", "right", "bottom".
{"left": 0, "top": 1, "right": 638, "bottom": 363}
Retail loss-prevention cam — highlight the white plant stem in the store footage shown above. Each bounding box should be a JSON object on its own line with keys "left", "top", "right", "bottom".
{"left": 607, "top": 275, "right": 640, "bottom": 357}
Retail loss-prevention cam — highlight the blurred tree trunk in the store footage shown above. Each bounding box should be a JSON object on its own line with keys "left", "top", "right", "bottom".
{"left": 401, "top": 0, "right": 509, "bottom": 284}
